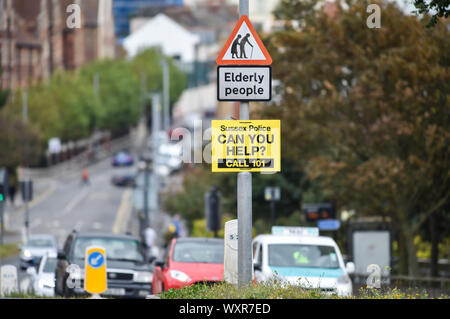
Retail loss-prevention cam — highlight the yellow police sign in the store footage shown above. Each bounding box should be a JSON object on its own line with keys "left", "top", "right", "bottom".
{"left": 211, "top": 120, "right": 280, "bottom": 172}
{"left": 84, "top": 246, "right": 107, "bottom": 294}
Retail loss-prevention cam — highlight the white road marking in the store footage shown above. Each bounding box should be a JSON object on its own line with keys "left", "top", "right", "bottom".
{"left": 62, "top": 188, "right": 90, "bottom": 216}
{"left": 29, "top": 181, "right": 56, "bottom": 209}
{"left": 112, "top": 189, "right": 132, "bottom": 234}
{"left": 88, "top": 192, "right": 110, "bottom": 201}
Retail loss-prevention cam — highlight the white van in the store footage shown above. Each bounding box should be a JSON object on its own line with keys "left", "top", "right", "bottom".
{"left": 252, "top": 227, "right": 355, "bottom": 296}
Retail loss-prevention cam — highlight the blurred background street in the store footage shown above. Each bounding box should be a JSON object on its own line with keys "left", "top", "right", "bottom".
{"left": 0, "top": 0, "right": 448, "bottom": 298}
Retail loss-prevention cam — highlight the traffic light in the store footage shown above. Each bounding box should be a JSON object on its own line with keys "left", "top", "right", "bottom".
{"left": 0, "top": 168, "right": 8, "bottom": 202}
{"left": 302, "top": 203, "right": 335, "bottom": 222}
{"left": 205, "top": 187, "right": 221, "bottom": 235}
{"left": 21, "top": 181, "right": 33, "bottom": 203}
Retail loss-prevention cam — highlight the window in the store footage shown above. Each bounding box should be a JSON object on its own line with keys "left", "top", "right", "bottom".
{"left": 27, "top": 238, "right": 54, "bottom": 248}
{"left": 43, "top": 258, "right": 57, "bottom": 273}
{"left": 172, "top": 241, "right": 224, "bottom": 264}
{"left": 268, "top": 244, "right": 339, "bottom": 269}
{"left": 72, "top": 237, "right": 144, "bottom": 262}
{"left": 258, "top": 245, "right": 263, "bottom": 265}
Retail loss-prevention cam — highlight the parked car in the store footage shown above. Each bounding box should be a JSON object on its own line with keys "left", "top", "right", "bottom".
{"left": 112, "top": 151, "right": 134, "bottom": 167}
{"left": 26, "top": 252, "right": 57, "bottom": 297}
{"left": 20, "top": 234, "right": 58, "bottom": 270}
{"left": 252, "top": 227, "right": 355, "bottom": 296}
{"left": 55, "top": 231, "right": 153, "bottom": 298}
{"left": 111, "top": 174, "right": 136, "bottom": 187}
{"left": 152, "top": 237, "right": 224, "bottom": 293}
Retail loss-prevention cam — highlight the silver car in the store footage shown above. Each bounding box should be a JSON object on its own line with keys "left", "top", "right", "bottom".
{"left": 27, "top": 253, "right": 57, "bottom": 297}
{"left": 20, "top": 234, "right": 58, "bottom": 270}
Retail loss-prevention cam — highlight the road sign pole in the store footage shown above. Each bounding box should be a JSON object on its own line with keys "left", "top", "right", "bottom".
{"left": 143, "top": 163, "right": 149, "bottom": 228}
{"left": 238, "top": 169, "right": 252, "bottom": 287}
{"left": 271, "top": 199, "right": 276, "bottom": 227}
{"left": 237, "top": 0, "right": 253, "bottom": 288}
{"left": 162, "top": 59, "right": 170, "bottom": 132}
{"left": 150, "top": 93, "right": 161, "bottom": 227}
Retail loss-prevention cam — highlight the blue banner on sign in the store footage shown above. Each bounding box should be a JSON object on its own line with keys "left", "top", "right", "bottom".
{"left": 88, "top": 251, "right": 105, "bottom": 269}
{"left": 318, "top": 219, "right": 340, "bottom": 231}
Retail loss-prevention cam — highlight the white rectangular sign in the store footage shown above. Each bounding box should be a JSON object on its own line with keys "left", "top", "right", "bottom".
{"left": 1, "top": 265, "right": 18, "bottom": 296}
{"left": 223, "top": 219, "right": 238, "bottom": 284}
{"left": 217, "top": 66, "right": 271, "bottom": 102}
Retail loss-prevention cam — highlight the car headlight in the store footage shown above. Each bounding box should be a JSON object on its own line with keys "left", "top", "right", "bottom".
{"left": 337, "top": 274, "right": 351, "bottom": 285}
{"left": 38, "top": 279, "right": 55, "bottom": 289}
{"left": 134, "top": 271, "right": 153, "bottom": 283}
{"left": 23, "top": 250, "right": 32, "bottom": 258}
{"left": 169, "top": 270, "right": 191, "bottom": 283}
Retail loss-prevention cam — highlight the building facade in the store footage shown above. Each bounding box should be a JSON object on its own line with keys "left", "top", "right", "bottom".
{"left": 0, "top": 0, "right": 116, "bottom": 92}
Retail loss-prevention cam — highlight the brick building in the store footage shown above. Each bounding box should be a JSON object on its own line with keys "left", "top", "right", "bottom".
{"left": 0, "top": 0, "right": 115, "bottom": 92}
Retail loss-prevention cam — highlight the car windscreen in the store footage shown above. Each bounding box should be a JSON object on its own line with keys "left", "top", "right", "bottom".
{"left": 42, "top": 257, "right": 57, "bottom": 273}
{"left": 72, "top": 237, "right": 144, "bottom": 262}
{"left": 172, "top": 241, "right": 224, "bottom": 264}
{"left": 26, "top": 238, "right": 54, "bottom": 248}
{"left": 268, "top": 244, "right": 340, "bottom": 268}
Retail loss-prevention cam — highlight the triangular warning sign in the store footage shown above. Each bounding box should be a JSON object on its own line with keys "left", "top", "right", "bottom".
{"left": 216, "top": 15, "right": 272, "bottom": 65}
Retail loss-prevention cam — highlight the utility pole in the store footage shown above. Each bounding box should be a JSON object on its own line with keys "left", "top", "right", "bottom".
{"left": 149, "top": 94, "right": 162, "bottom": 227}
{"left": 0, "top": 168, "right": 7, "bottom": 267}
{"left": 237, "top": 0, "right": 253, "bottom": 288}
{"left": 22, "top": 90, "right": 30, "bottom": 242}
{"left": 141, "top": 71, "right": 147, "bottom": 118}
{"left": 93, "top": 73, "right": 100, "bottom": 98}
{"left": 161, "top": 59, "right": 170, "bottom": 132}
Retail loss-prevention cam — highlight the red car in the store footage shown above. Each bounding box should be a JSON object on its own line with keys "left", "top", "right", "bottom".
{"left": 152, "top": 237, "right": 224, "bottom": 293}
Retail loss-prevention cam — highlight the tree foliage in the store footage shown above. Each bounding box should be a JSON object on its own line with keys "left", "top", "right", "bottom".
{"left": 0, "top": 114, "right": 40, "bottom": 169}
{"left": 0, "top": 49, "right": 188, "bottom": 163}
{"left": 263, "top": 0, "right": 449, "bottom": 275}
{"left": 413, "top": 0, "right": 450, "bottom": 26}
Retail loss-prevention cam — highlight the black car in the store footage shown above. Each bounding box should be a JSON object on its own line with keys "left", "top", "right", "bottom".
{"left": 55, "top": 231, "right": 154, "bottom": 298}
{"left": 111, "top": 174, "right": 136, "bottom": 187}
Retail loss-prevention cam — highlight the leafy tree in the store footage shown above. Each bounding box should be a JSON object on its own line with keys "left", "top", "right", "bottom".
{"left": 0, "top": 114, "right": 40, "bottom": 168}
{"left": 263, "top": 0, "right": 449, "bottom": 275}
{"left": 163, "top": 166, "right": 213, "bottom": 232}
{"left": 0, "top": 69, "right": 9, "bottom": 109}
{"left": 413, "top": 0, "right": 450, "bottom": 26}
{"left": 80, "top": 59, "right": 141, "bottom": 135}
{"left": 164, "top": 161, "right": 309, "bottom": 235}
{"left": 131, "top": 48, "right": 187, "bottom": 119}
{"left": 2, "top": 70, "right": 95, "bottom": 143}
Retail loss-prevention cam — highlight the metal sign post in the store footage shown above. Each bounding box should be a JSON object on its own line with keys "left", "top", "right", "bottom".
{"left": 237, "top": 0, "right": 252, "bottom": 288}
{"left": 215, "top": 0, "right": 274, "bottom": 287}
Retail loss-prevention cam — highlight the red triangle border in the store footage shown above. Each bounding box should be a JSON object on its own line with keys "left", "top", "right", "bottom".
{"left": 216, "top": 15, "right": 272, "bottom": 65}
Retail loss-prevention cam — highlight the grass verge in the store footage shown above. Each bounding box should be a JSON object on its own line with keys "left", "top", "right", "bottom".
{"left": 0, "top": 243, "right": 20, "bottom": 259}
{"left": 160, "top": 282, "right": 449, "bottom": 299}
